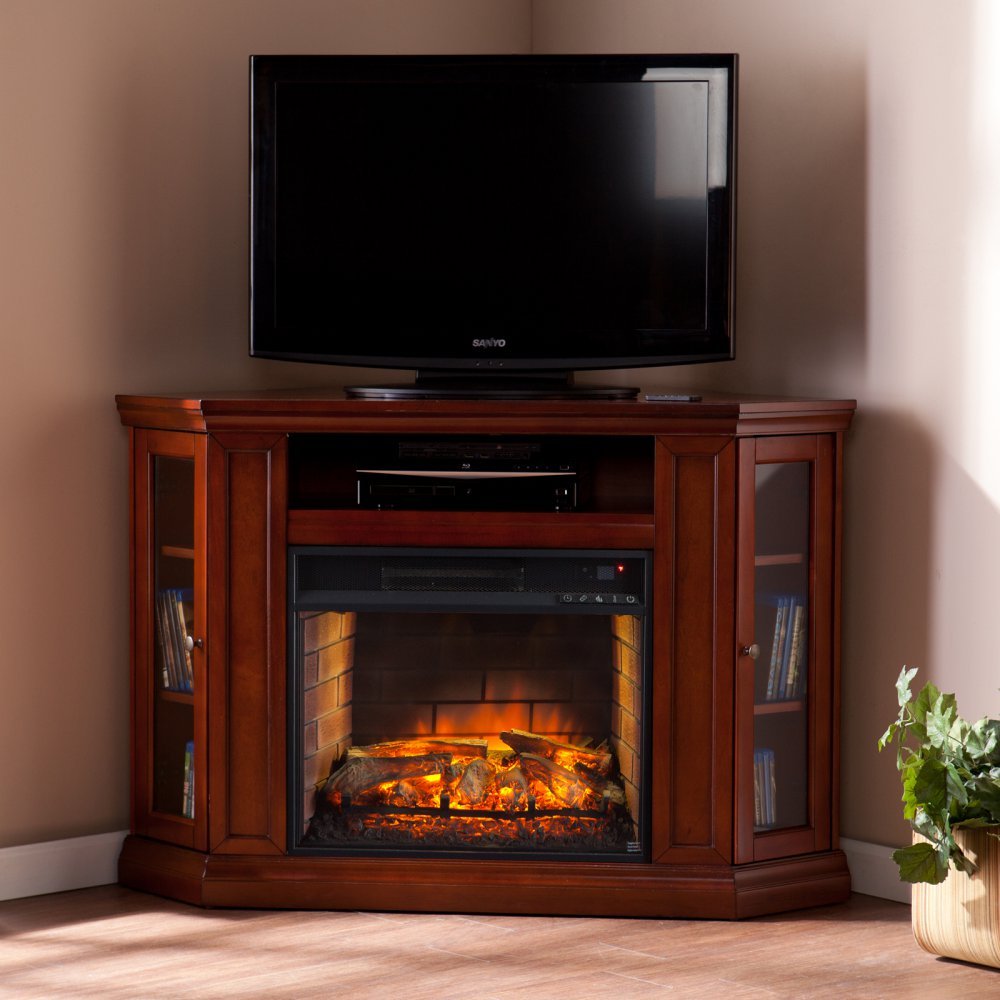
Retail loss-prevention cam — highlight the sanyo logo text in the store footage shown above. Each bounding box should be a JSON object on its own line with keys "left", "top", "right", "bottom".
{"left": 472, "top": 338, "right": 507, "bottom": 348}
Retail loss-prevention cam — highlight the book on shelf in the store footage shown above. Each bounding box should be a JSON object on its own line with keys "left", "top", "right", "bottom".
{"left": 182, "top": 739, "right": 194, "bottom": 819}
{"left": 154, "top": 592, "right": 173, "bottom": 690}
{"left": 155, "top": 588, "right": 194, "bottom": 693}
{"left": 764, "top": 596, "right": 789, "bottom": 701}
{"left": 783, "top": 603, "right": 806, "bottom": 699}
{"left": 761, "top": 594, "right": 807, "bottom": 702}
{"left": 753, "top": 750, "right": 763, "bottom": 827}
{"left": 754, "top": 747, "right": 776, "bottom": 829}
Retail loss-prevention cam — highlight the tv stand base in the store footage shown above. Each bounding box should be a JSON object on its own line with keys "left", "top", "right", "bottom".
{"left": 118, "top": 835, "right": 851, "bottom": 919}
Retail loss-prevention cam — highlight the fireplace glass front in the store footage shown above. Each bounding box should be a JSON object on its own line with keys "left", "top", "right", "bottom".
{"left": 289, "top": 547, "right": 650, "bottom": 860}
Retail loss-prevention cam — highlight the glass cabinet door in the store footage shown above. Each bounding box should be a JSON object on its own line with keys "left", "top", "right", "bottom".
{"left": 133, "top": 429, "right": 207, "bottom": 848}
{"left": 736, "top": 436, "right": 835, "bottom": 863}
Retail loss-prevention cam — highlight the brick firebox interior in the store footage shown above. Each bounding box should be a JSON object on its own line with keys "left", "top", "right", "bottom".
{"left": 300, "top": 610, "right": 643, "bottom": 830}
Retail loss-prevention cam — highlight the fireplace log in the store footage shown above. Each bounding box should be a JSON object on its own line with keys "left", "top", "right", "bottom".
{"left": 500, "top": 765, "right": 529, "bottom": 795}
{"left": 456, "top": 757, "right": 497, "bottom": 804}
{"left": 347, "top": 738, "right": 487, "bottom": 759}
{"left": 519, "top": 753, "right": 590, "bottom": 808}
{"left": 388, "top": 780, "right": 419, "bottom": 807}
{"left": 322, "top": 752, "right": 452, "bottom": 802}
{"left": 499, "top": 729, "right": 613, "bottom": 778}
{"left": 519, "top": 753, "right": 626, "bottom": 809}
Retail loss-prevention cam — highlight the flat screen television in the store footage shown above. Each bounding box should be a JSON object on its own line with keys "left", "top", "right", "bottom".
{"left": 250, "top": 54, "right": 737, "bottom": 399}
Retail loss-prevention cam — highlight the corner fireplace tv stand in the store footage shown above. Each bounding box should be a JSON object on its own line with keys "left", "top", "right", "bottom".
{"left": 116, "top": 389, "right": 855, "bottom": 918}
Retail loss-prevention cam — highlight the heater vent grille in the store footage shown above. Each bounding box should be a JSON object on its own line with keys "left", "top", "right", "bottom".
{"left": 294, "top": 551, "right": 645, "bottom": 599}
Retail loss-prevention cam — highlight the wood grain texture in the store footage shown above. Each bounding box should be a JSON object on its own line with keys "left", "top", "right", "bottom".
{"left": 207, "top": 433, "right": 287, "bottom": 856}
{"left": 288, "top": 509, "right": 654, "bottom": 549}
{"left": 3, "top": 887, "right": 996, "bottom": 999}
{"left": 913, "top": 828, "right": 1000, "bottom": 968}
{"left": 117, "top": 389, "right": 855, "bottom": 438}
{"left": 651, "top": 436, "right": 735, "bottom": 866}
{"left": 117, "top": 835, "right": 850, "bottom": 918}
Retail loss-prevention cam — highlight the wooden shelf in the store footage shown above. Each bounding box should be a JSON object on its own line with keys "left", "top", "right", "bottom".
{"left": 288, "top": 508, "right": 655, "bottom": 548}
{"left": 158, "top": 689, "right": 194, "bottom": 706}
{"left": 754, "top": 699, "right": 805, "bottom": 716}
{"left": 754, "top": 553, "right": 805, "bottom": 567}
{"left": 161, "top": 545, "right": 196, "bottom": 561}
{"left": 150, "top": 810, "right": 194, "bottom": 827}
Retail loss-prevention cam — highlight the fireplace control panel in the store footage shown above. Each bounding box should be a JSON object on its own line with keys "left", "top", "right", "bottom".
{"left": 560, "top": 593, "right": 639, "bottom": 605}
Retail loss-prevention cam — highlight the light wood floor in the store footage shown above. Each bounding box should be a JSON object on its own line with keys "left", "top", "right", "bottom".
{"left": 1, "top": 888, "right": 997, "bottom": 998}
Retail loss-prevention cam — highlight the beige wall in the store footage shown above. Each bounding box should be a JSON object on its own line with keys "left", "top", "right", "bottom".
{"left": 0, "top": 0, "right": 530, "bottom": 848}
{"left": 2, "top": 0, "right": 995, "bottom": 855}
{"left": 540, "top": 0, "right": 1000, "bottom": 850}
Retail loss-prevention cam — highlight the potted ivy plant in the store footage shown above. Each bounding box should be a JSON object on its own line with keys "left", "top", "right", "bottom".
{"left": 878, "top": 665, "right": 1000, "bottom": 883}
{"left": 878, "top": 666, "right": 1000, "bottom": 967}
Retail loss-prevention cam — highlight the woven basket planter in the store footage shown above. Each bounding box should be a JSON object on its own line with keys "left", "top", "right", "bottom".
{"left": 912, "top": 827, "right": 1000, "bottom": 968}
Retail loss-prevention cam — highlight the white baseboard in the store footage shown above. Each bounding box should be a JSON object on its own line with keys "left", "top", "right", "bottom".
{"left": 0, "top": 830, "right": 127, "bottom": 902}
{"left": 841, "top": 837, "right": 911, "bottom": 904}
{"left": 0, "top": 831, "right": 909, "bottom": 907}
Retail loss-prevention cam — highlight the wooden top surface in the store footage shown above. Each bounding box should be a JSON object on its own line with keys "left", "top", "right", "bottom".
{"left": 116, "top": 386, "right": 856, "bottom": 436}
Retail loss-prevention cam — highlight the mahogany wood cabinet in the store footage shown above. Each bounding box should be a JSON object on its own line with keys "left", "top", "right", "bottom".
{"left": 116, "top": 389, "right": 855, "bottom": 918}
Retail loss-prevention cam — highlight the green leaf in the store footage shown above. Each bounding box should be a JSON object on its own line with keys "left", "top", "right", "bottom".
{"left": 926, "top": 692, "right": 958, "bottom": 750}
{"left": 877, "top": 722, "right": 898, "bottom": 752}
{"left": 984, "top": 721, "right": 1000, "bottom": 765}
{"left": 911, "top": 809, "right": 945, "bottom": 842}
{"left": 896, "top": 666, "right": 919, "bottom": 707}
{"left": 913, "top": 757, "right": 949, "bottom": 813}
{"left": 950, "top": 719, "right": 974, "bottom": 760}
{"left": 913, "top": 682, "right": 942, "bottom": 727}
{"left": 907, "top": 718, "right": 929, "bottom": 746}
{"left": 946, "top": 763, "right": 969, "bottom": 809}
{"left": 893, "top": 841, "right": 950, "bottom": 884}
{"left": 900, "top": 757, "right": 922, "bottom": 820}
{"left": 972, "top": 719, "right": 1000, "bottom": 766}
{"left": 965, "top": 775, "right": 1000, "bottom": 823}
{"left": 950, "top": 843, "right": 976, "bottom": 874}
{"left": 953, "top": 816, "right": 998, "bottom": 830}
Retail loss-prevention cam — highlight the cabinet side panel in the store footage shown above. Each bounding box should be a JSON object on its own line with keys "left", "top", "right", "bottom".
{"left": 208, "top": 434, "right": 287, "bottom": 854}
{"left": 652, "top": 437, "right": 735, "bottom": 865}
{"left": 811, "top": 434, "right": 836, "bottom": 851}
{"left": 831, "top": 432, "right": 846, "bottom": 849}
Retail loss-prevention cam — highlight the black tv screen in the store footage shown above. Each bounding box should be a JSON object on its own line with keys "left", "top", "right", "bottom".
{"left": 250, "top": 54, "right": 737, "bottom": 397}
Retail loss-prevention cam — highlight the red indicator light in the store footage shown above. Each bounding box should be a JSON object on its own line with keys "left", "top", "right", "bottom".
{"left": 617, "top": 564, "right": 626, "bottom": 574}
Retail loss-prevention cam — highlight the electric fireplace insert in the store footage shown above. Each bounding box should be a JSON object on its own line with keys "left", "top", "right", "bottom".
{"left": 289, "top": 547, "right": 651, "bottom": 860}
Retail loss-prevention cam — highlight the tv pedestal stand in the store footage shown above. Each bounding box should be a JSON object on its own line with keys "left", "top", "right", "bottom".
{"left": 116, "top": 388, "right": 854, "bottom": 918}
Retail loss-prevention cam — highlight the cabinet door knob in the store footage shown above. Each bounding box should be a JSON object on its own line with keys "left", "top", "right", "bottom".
{"left": 741, "top": 643, "right": 760, "bottom": 660}
{"left": 184, "top": 635, "right": 204, "bottom": 652}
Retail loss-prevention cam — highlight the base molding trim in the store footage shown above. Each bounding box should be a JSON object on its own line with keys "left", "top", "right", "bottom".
{"left": 0, "top": 833, "right": 910, "bottom": 907}
{"left": 0, "top": 830, "right": 128, "bottom": 902}
{"left": 118, "top": 835, "right": 852, "bottom": 919}
{"left": 841, "top": 837, "right": 910, "bottom": 904}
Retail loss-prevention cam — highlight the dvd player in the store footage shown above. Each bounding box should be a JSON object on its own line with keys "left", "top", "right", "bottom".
{"left": 356, "top": 440, "right": 579, "bottom": 511}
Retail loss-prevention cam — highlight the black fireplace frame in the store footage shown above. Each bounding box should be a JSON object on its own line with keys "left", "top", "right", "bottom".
{"left": 286, "top": 546, "right": 653, "bottom": 862}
